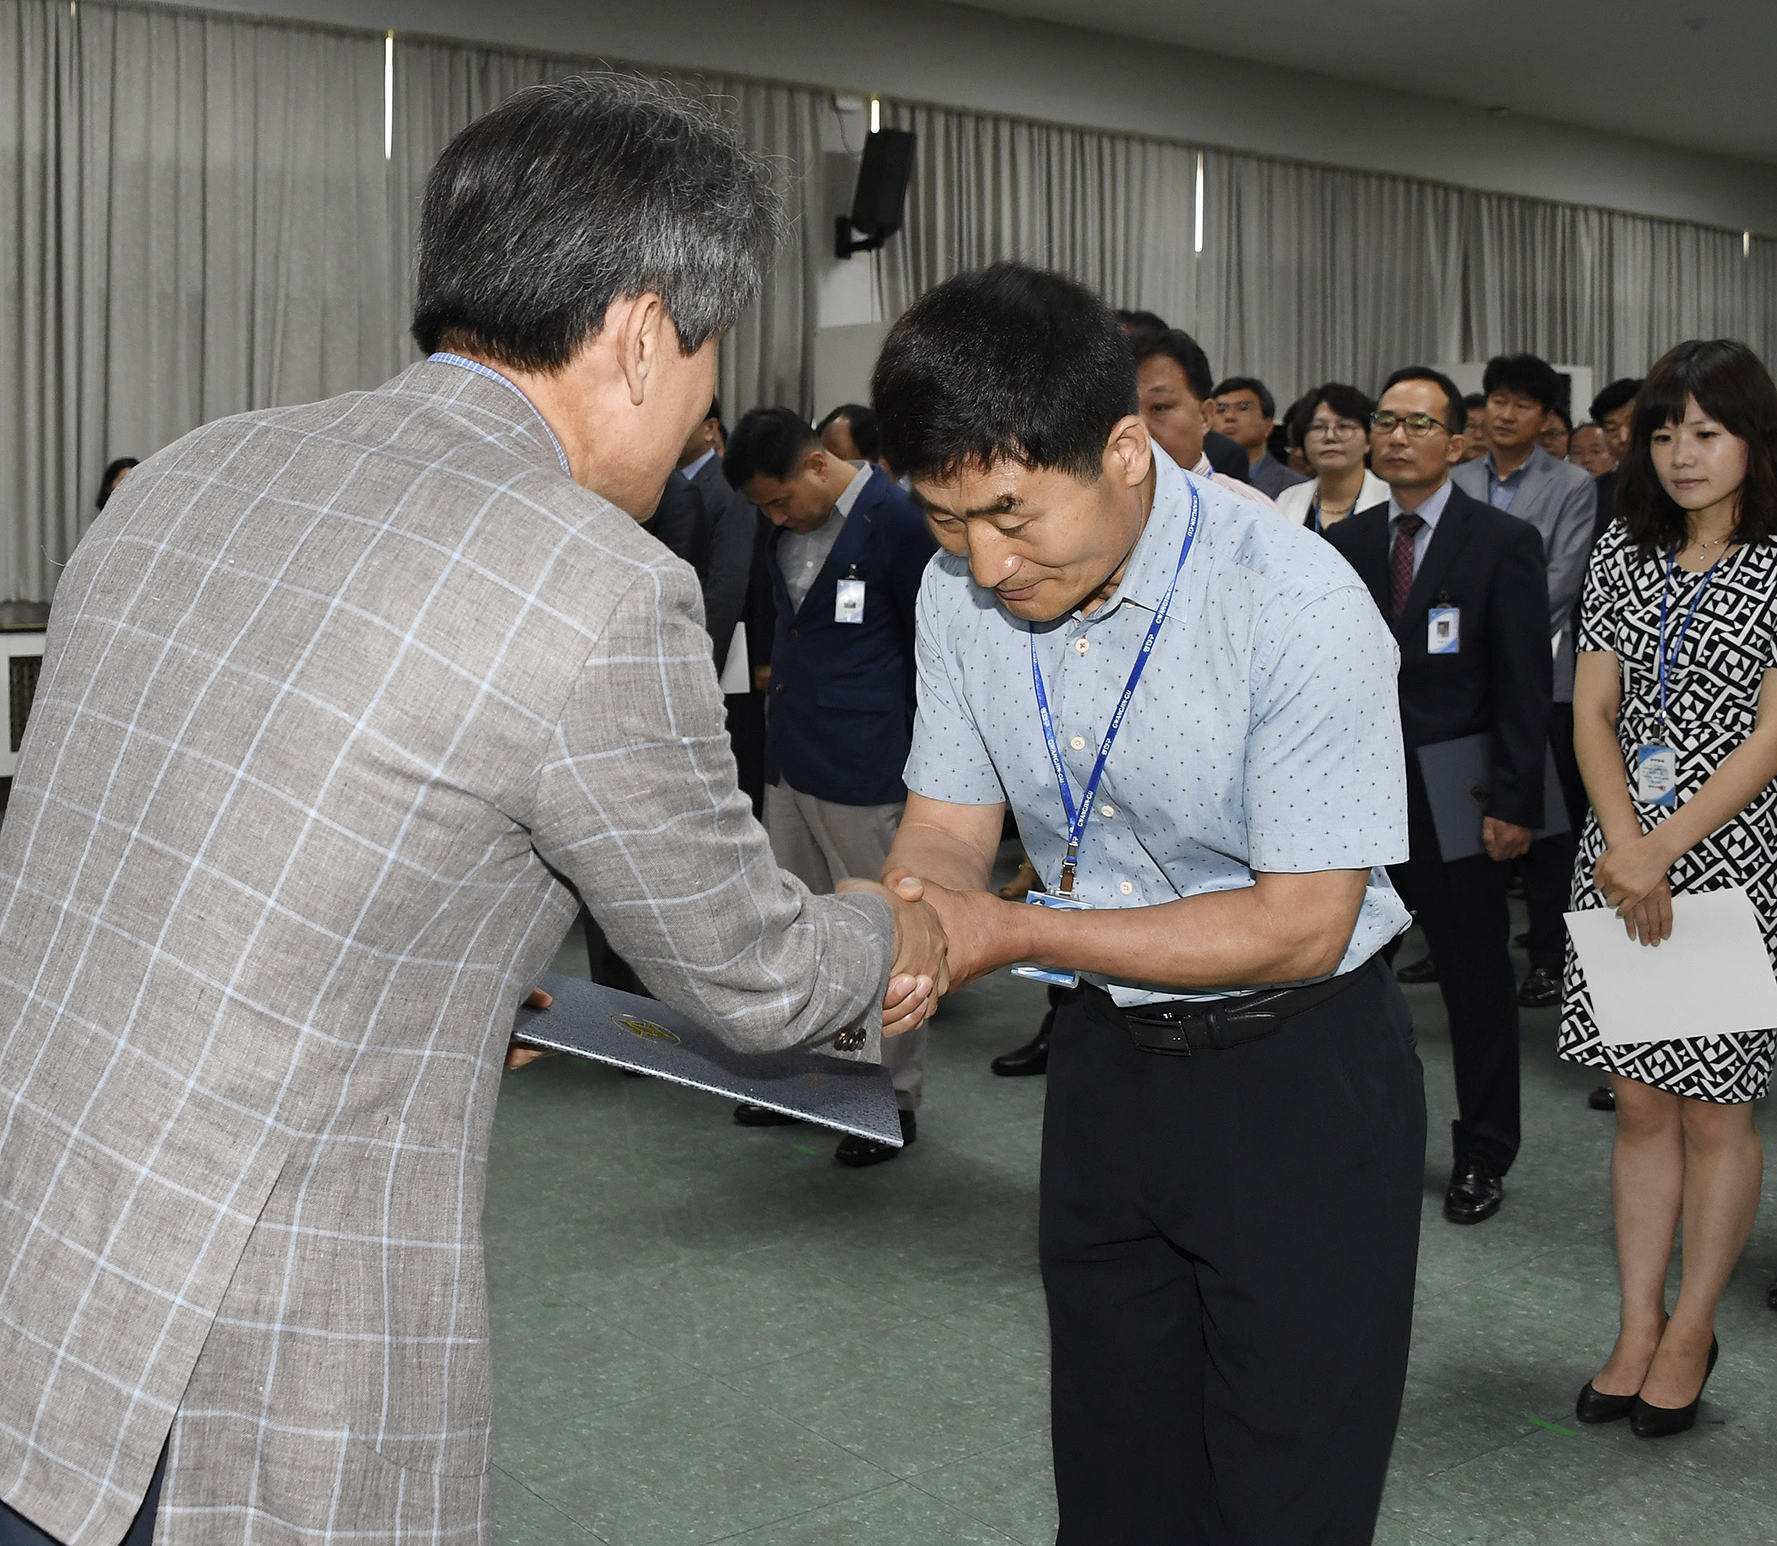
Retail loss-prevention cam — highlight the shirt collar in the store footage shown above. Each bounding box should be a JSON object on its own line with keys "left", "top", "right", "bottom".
{"left": 1084, "top": 445, "right": 1197, "bottom": 619}
{"left": 1485, "top": 443, "right": 1545, "bottom": 487}
{"left": 428, "top": 352, "right": 572, "bottom": 477}
{"left": 833, "top": 461, "right": 873, "bottom": 519}
{"left": 1387, "top": 477, "right": 1454, "bottom": 529}
{"left": 683, "top": 448, "right": 717, "bottom": 480}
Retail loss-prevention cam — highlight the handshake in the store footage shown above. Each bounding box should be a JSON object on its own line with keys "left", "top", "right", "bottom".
{"left": 835, "top": 868, "right": 1018, "bottom": 1036}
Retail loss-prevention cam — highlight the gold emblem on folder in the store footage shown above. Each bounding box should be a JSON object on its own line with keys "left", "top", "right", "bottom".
{"left": 613, "top": 1014, "right": 680, "bottom": 1045}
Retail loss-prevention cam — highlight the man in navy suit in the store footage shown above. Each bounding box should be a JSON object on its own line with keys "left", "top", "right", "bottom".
{"left": 723, "top": 408, "right": 939, "bottom": 1165}
{"left": 1327, "top": 367, "right": 1551, "bottom": 1227}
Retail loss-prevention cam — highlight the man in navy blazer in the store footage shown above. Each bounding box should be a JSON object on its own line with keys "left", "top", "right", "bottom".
{"left": 1327, "top": 367, "right": 1551, "bottom": 1228}
{"left": 724, "top": 407, "right": 938, "bottom": 1164}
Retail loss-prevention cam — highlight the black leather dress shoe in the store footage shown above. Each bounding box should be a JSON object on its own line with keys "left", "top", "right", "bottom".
{"left": 1575, "top": 1380, "right": 1638, "bottom": 1424}
{"left": 733, "top": 1102, "right": 802, "bottom": 1127}
{"left": 1517, "top": 966, "right": 1561, "bottom": 1008}
{"left": 1444, "top": 1156, "right": 1504, "bottom": 1224}
{"left": 836, "top": 1110, "right": 916, "bottom": 1167}
{"left": 991, "top": 1026, "right": 1050, "bottom": 1077}
{"left": 1631, "top": 1338, "right": 1719, "bottom": 1438}
{"left": 1588, "top": 1085, "right": 1617, "bottom": 1112}
{"left": 1395, "top": 953, "right": 1439, "bottom": 984}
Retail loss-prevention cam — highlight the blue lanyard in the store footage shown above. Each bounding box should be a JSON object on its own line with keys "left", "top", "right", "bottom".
{"left": 428, "top": 351, "right": 573, "bottom": 477}
{"left": 1656, "top": 546, "right": 1726, "bottom": 728}
{"left": 1030, "top": 484, "right": 1200, "bottom": 896}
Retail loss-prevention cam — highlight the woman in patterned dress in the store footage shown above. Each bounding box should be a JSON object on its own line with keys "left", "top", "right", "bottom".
{"left": 1561, "top": 339, "right": 1777, "bottom": 1437}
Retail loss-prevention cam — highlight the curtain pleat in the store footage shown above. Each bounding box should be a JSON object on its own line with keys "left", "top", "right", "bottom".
{"left": 3, "top": 0, "right": 1774, "bottom": 603}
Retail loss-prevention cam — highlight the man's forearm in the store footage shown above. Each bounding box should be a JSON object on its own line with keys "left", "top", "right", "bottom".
{"left": 957, "top": 873, "right": 1368, "bottom": 992}
{"left": 883, "top": 810, "right": 1001, "bottom": 893}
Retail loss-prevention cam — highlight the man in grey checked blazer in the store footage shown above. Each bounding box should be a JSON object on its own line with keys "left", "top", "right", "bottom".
{"left": 0, "top": 77, "right": 945, "bottom": 1545}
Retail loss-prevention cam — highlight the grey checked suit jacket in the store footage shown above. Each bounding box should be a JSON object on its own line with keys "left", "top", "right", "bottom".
{"left": 0, "top": 361, "right": 893, "bottom": 1545}
{"left": 1452, "top": 445, "right": 1596, "bottom": 702}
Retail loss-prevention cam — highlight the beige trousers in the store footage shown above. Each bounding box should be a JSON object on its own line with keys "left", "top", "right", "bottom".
{"left": 765, "top": 780, "right": 927, "bottom": 1111}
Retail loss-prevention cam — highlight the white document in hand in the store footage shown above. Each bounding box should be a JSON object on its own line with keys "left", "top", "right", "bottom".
{"left": 1566, "top": 887, "right": 1777, "bottom": 1047}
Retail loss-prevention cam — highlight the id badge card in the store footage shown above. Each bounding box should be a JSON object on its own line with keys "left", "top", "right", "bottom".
{"left": 1428, "top": 605, "right": 1460, "bottom": 655}
{"left": 1011, "top": 890, "right": 1092, "bottom": 989}
{"left": 1636, "top": 744, "right": 1677, "bottom": 807}
{"left": 834, "top": 578, "right": 866, "bottom": 625}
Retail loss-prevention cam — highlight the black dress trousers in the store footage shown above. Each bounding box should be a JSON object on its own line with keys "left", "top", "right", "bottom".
{"left": 1040, "top": 956, "right": 1425, "bottom": 1546}
{"left": 1522, "top": 703, "right": 1585, "bottom": 973}
{"left": 1387, "top": 767, "right": 1522, "bottom": 1174}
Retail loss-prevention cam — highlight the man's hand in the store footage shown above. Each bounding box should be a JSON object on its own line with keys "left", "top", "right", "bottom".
{"left": 752, "top": 664, "right": 771, "bottom": 694}
{"left": 888, "top": 873, "right": 1023, "bottom": 992}
{"left": 836, "top": 876, "right": 948, "bottom": 1035}
{"left": 505, "top": 988, "right": 556, "bottom": 1069}
{"left": 1595, "top": 838, "right": 1675, "bottom": 943}
{"left": 1482, "top": 817, "right": 1533, "bottom": 862}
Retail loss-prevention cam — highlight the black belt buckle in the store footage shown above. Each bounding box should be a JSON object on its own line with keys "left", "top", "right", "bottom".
{"left": 1123, "top": 1003, "right": 1202, "bottom": 1056}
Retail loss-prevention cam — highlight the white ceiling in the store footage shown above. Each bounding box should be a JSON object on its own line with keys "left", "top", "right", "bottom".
{"left": 931, "top": 0, "right": 1777, "bottom": 165}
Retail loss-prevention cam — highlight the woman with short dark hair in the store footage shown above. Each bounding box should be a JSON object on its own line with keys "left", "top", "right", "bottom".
{"left": 1274, "top": 382, "right": 1387, "bottom": 533}
{"left": 1562, "top": 338, "right": 1777, "bottom": 1437}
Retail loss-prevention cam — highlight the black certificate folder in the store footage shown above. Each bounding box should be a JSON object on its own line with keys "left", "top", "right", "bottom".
{"left": 511, "top": 971, "right": 903, "bottom": 1147}
{"left": 1415, "top": 732, "right": 1571, "bottom": 863}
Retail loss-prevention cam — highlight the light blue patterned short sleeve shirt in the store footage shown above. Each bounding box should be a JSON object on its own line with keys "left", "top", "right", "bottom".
{"left": 904, "top": 447, "right": 1412, "bottom": 1004}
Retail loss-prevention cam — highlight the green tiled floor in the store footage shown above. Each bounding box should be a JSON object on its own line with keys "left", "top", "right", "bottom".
{"left": 487, "top": 907, "right": 1777, "bottom": 1544}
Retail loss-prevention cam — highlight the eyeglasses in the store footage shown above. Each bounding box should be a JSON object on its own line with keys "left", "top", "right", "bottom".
{"left": 1370, "top": 411, "right": 1450, "bottom": 438}
{"left": 1306, "top": 420, "right": 1364, "bottom": 441}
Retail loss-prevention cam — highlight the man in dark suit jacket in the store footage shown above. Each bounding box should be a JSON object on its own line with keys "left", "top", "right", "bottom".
{"left": 1327, "top": 367, "right": 1551, "bottom": 1226}
{"left": 724, "top": 407, "right": 939, "bottom": 1165}
{"left": 645, "top": 398, "right": 755, "bottom": 676}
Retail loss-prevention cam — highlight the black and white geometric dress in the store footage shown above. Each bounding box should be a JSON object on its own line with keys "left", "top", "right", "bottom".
{"left": 1558, "top": 523, "right": 1777, "bottom": 1103}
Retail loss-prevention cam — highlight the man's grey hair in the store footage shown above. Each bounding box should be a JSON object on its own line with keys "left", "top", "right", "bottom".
{"left": 412, "top": 73, "right": 783, "bottom": 370}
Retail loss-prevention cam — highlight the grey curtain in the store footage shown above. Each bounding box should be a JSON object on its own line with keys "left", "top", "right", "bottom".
{"left": 1, "top": 0, "right": 397, "bottom": 603}
{"left": 6, "top": 0, "right": 1775, "bottom": 603}
{"left": 0, "top": 0, "right": 826, "bottom": 603}
{"left": 877, "top": 96, "right": 1776, "bottom": 406}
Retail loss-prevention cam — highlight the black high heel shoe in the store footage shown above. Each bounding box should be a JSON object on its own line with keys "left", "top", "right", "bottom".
{"left": 1630, "top": 1337, "right": 1719, "bottom": 1438}
{"left": 1575, "top": 1380, "right": 1637, "bottom": 1424}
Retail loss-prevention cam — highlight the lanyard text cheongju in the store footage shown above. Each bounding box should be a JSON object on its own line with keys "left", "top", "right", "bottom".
{"left": 1656, "top": 546, "right": 1727, "bottom": 729}
{"left": 1029, "top": 483, "right": 1201, "bottom": 897}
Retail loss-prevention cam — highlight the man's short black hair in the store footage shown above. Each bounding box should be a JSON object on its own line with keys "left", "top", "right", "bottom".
{"left": 1462, "top": 391, "right": 1486, "bottom": 412}
{"left": 723, "top": 407, "right": 820, "bottom": 488}
{"left": 873, "top": 263, "right": 1137, "bottom": 483}
{"left": 413, "top": 74, "right": 782, "bottom": 370}
{"left": 1591, "top": 377, "right": 1643, "bottom": 421}
{"left": 817, "top": 403, "right": 881, "bottom": 460}
{"left": 1379, "top": 367, "right": 1466, "bottom": 433}
{"left": 1130, "top": 328, "right": 1214, "bottom": 403}
{"left": 1211, "top": 376, "right": 1275, "bottom": 420}
{"left": 1481, "top": 353, "right": 1564, "bottom": 413}
{"left": 1544, "top": 403, "right": 1572, "bottom": 433}
{"left": 1115, "top": 308, "right": 1169, "bottom": 334}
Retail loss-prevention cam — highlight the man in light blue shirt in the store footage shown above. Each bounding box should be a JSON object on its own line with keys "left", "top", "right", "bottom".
{"left": 871, "top": 264, "right": 1425, "bottom": 1545}
{"left": 1452, "top": 353, "right": 1599, "bottom": 1012}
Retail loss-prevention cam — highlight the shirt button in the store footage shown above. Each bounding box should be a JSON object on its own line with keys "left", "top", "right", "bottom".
{"left": 1119, "top": 881, "right": 1134, "bottom": 895}
{"left": 1070, "top": 735, "right": 1086, "bottom": 751}
{"left": 1100, "top": 804, "right": 1116, "bottom": 818}
{"left": 1075, "top": 637, "right": 1090, "bottom": 654}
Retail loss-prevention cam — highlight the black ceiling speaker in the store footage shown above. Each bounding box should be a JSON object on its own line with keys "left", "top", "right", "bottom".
{"left": 836, "top": 128, "right": 916, "bottom": 259}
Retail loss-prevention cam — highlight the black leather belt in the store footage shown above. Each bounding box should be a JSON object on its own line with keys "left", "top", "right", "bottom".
{"left": 1102, "top": 960, "right": 1372, "bottom": 1056}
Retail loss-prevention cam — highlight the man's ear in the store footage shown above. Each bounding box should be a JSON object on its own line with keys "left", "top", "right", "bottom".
{"left": 613, "top": 292, "right": 670, "bottom": 408}
{"left": 1105, "top": 414, "right": 1153, "bottom": 487}
{"left": 1445, "top": 432, "right": 1467, "bottom": 468}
